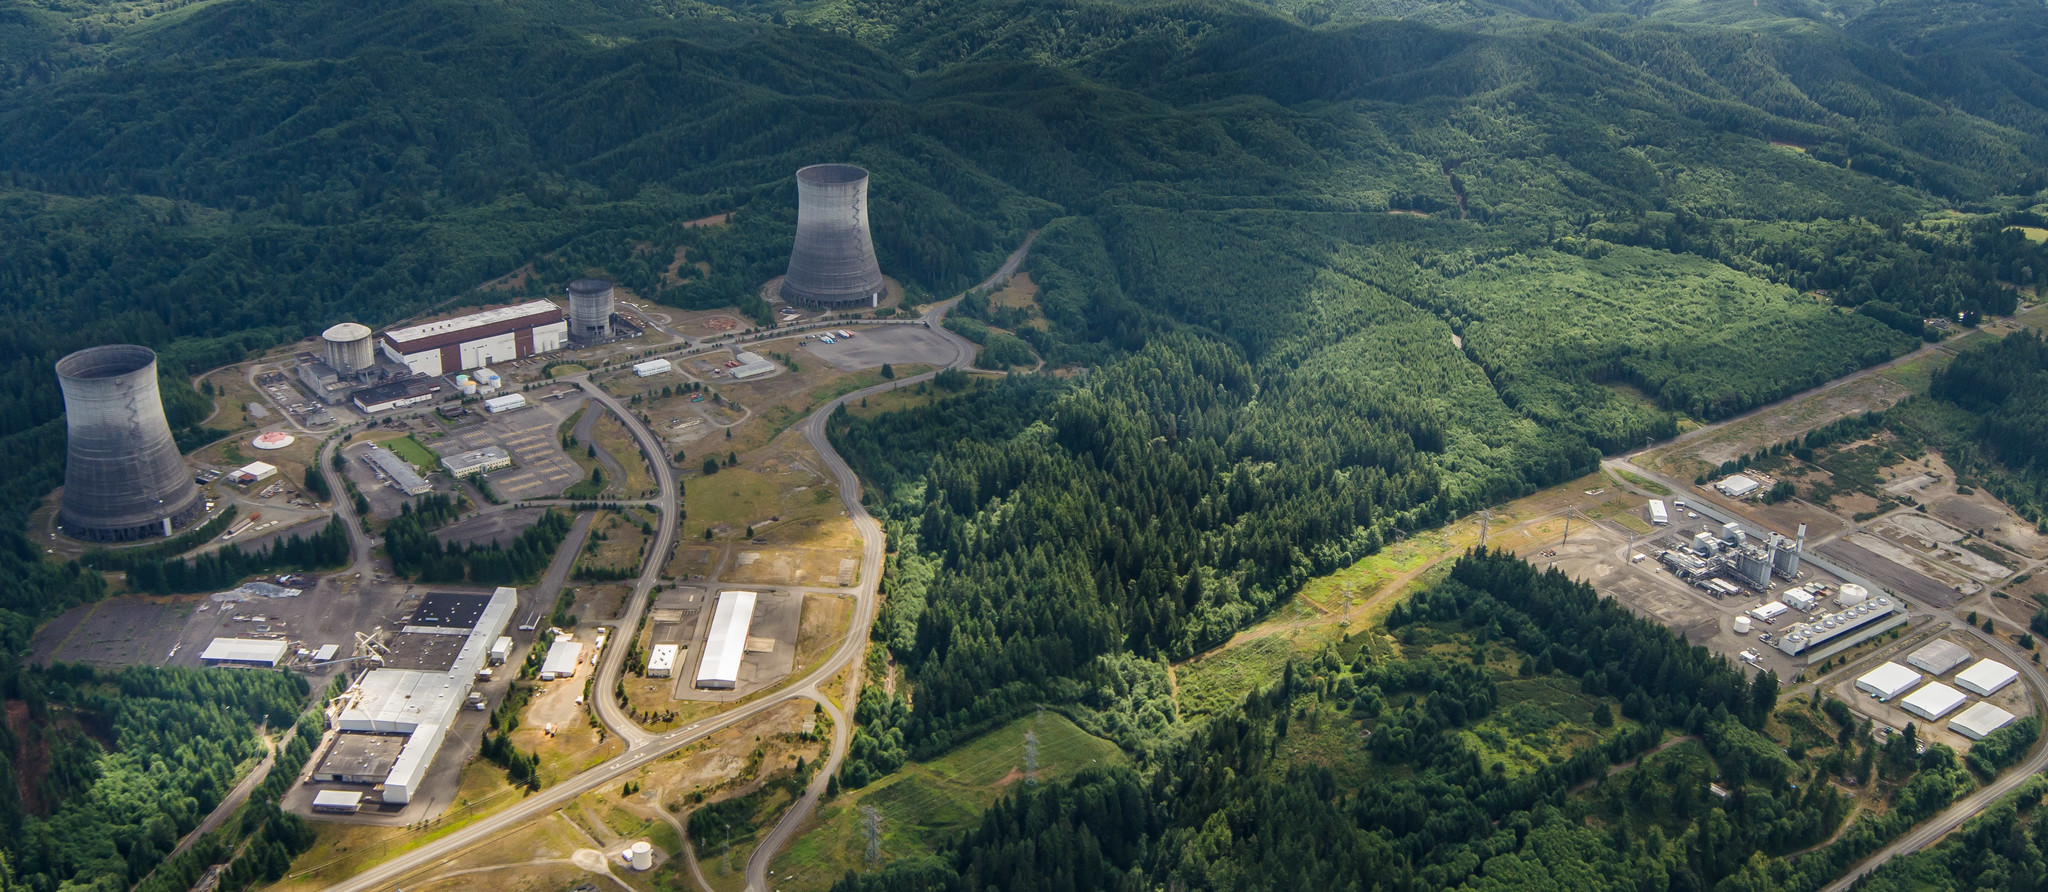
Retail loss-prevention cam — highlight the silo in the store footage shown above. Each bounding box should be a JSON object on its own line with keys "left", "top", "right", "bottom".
{"left": 56, "top": 345, "right": 203, "bottom": 541}
{"left": 323, "top": 322, "right": 375, "bottom": 375}
{"left": 629, "top": 841, "right": 653, "bottom": 871}
{"left": 780, "top": 164, "right": 886, "bottom": 308}
{"left": 567, "top": 279, "right": 615, "bottom": 343}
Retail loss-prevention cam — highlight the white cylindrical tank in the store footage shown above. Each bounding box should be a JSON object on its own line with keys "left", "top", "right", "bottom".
{"left": 460, "top": 381, "right": 477, "bottom": 396}
{"left": 1734, "top": 615, "right": 1752, "bottom": 634}
{"left": 1836, "top": 583, "right": 1868, "bottom": 608}
{"left": 629, "top": 841, "right": 652, "bottom": 871}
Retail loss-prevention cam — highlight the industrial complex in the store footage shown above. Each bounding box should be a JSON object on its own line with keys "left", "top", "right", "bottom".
{"left": 314, "top": 588, "right": 517, "bottom": 807}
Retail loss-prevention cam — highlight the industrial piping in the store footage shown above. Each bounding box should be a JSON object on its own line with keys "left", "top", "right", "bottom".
{"left": 55, "top": 345, "right": 204, "bottom": 541}
{"left": 780, "top": 164, "right": 886, "bottom": 308}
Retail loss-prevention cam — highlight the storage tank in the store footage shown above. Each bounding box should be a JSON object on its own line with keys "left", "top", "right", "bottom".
{"left": 567, "top": 278, "right": 615, "bottom": 343}
{"left": 476, "top": 367, "right": 501, "bottom": 389}
{"left": 323, "top": 322, "right": 375, "bottom": 375}
{"left": 459, "top": 381, "right": 478, "bottom": 396}
{"left": 56, "top": 345, "right": 204, "bottom": 541}
{"left": 1734, "top": 615, "right": 1752, "bottom": 634}
{"left": 629, "top": 841, "right": 652, "bottom": 871}
{"left": 1836, "top": 583, "right": 1868, "bottom": 608}
{"left": 781, "top": 164, "right": 886, "bottom": 308}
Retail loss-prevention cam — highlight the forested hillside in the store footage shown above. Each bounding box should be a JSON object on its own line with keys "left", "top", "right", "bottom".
{"left": 0, "top": 0, "right": 2043, "bottom": 885}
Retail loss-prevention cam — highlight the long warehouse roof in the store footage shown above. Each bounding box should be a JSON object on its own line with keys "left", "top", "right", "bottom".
{"left": 381, "top": 300, "right": 563, "bottom": 352}
{"left": 201, "top": 638, "right": 290, "bottom": 665}
{"left": 697, "top": 590, "right": 758, "bottom": 688}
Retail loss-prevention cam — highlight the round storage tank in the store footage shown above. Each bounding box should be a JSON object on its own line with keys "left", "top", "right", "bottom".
{"left": 323, "top": 322, "right": 375, "bottom": 375}
{"left": 568, "top": 278, "right": 615, "bottom": 343}
{"left": 629, "top": 841, "right": 652, "bottom": 871}
{"left": 1837, "top": 583, "right": 1868, "bottom": 607}
{"left": 56, "top": 345, "right": 204, "bottom": 541}
{"left": 460, "top": 381, "right": 477, "bottom": 396}
{"left": 1734, "top": 615, "right": 1752, "bottom": 634}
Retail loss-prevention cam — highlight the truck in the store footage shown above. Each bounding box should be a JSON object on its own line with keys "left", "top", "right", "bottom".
{"left": 1648, "top": 499, "right": 1670, "bottom": 526}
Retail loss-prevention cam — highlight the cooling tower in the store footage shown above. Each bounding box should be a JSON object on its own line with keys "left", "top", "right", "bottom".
{"left": 56, "top": 345, "right": 203, "bottom": 541}
{"left": 567, "top": 278, "right": 615, "bottom": 343}
{"left": 780, "top": 164, "right": 886, "bottom": 308}
{"left": 323, "top": 322, "right": 375, "bottom": 375}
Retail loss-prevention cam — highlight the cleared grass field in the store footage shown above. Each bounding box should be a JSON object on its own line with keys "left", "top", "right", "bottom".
{"left": 386, "top": 433, "right": 441, "bottom": 468}
{"left": 768, "top": 711, "right": 1124, "bottom": 891}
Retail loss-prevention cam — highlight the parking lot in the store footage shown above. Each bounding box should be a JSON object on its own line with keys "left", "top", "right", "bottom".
{"left": 800, "top": 324, "right": 958, "bottom": 371}
{"left": 441, "top": 396, "right": 586, "bottom": 501}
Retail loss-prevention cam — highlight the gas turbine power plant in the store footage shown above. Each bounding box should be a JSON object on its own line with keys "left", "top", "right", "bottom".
{"left": 56, "top": 345, "right": 204, "bottom": 541}
{"left": 567, "top": 278, "right": 616, "bottom": 343}
{"left": 781, "top": 164, "right": 887, "bottom": 308}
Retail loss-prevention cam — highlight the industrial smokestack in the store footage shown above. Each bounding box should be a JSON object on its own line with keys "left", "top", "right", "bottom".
{"left": 781, "top": 164, "right": 885, "bottom": 308}
{"left": 567, "top": 278, "right": 615, "bottom": 343}
{"left": 323, "top": 322, "right": 374, "bottom": 376}
{"left": 56, "top": 345, "right": 203, "bottom": 542}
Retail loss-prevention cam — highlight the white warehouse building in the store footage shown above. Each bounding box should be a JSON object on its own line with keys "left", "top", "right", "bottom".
{"left": 696, "top": 590, "right": 757, "bottom": 690}
{"left": 1956, "top": 659, "right": 2020, "bottom": 697}
{"left": 1856, "top": 662, "right": 1923, "bottom": 701}
{"left": 1950, "top": 701, "right": 2019, "bottom": 740}
{"left": 1907, "top": 640, "right": 1973, "bottom": 676}
{"left": 633, "top": 359, "right": 672, "bottom": 377}
{"left": 1901, "top": 681, "right": 1968, "bottom": 722}
{"left": 379, "top": 300, "right": 567, "bottom": 377}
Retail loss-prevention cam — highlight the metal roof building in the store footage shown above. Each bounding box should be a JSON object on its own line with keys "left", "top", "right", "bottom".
{"left": 633, "top": 358, "right": 672, "bottom": 377}
{"left": 362, "top": 445, "right": 433, "bottom": 495}
{"left": 1950, "top": 701, "right": 2019, "bottom": 740}
{"left": 1716, "top": 474, "right": 1762, "bottom": 498}
{"left": 1856, "top": 662, "right": 1923, "bottom": 701}
{"left": 538, "top": 637, "right": 583, "bottom": 681}
{"left": 201, "top": 637, "right": 290, "bottom": 667}
{"left": 1771, "top": 597, "right": 1904, "bottom": 656}
{"left": 1956, "top": 659, "right": 2020, "bottom": 697}
{"left": 379, "top": 300, "right": 566, "bottom": 377}
{"left": 696, "top": 590, "right": 757, "bottom": 690}
{"left": 311, "top": 790, "right": 364, "bottom": 813}
{"left": 1907, "top": 640, "right": 1974, "bottom": 676}
{"left": 442, "top": 446, "right": 513, "bottom": 477}
{"left": 1901, "top": 681, "right": 1968, "bottom": 721}
{"left": 483, "top": 393, "right": 527, "bottom": 414}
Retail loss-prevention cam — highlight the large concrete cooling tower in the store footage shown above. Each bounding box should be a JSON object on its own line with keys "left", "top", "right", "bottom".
{"left": 781, "top": 164, "right": 886, "bottom": 308}
{"left": 323, "top": 322, "right": 374, "bottom": 375}
{"left": 567, "top": 278, "right": 615, "bottom": 343}
{"left": 56, "top": 345, "right": 203, "bottom": 541}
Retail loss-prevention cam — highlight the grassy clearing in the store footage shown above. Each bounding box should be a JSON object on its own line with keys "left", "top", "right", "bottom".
{"left": 770, "top": 711, "right": 1123, "bottom": 891}
{"left": 593, "top": 410, "right": 656, "bottom": 497}
{"left": 386, "top": 434, "right": 441, "bottom": 468}
{"left": 1615, "top": 468, "right": 1671, "bottom": 495}
{"left": 687, "top": 467, "right": 782, "bottom": 535}
{"left": 548, "top": 363, "right": 589, "bottom": 378}
{"left": 1464, "top": 675, "right": 1629, "bottom": 778}
{"left": 2007, "top": 226, "right": 2048, "bottom": 244}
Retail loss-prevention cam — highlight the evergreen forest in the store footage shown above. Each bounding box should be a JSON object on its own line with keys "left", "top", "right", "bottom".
{"left": 0, "top": 0, "right": 2043, "bottom": 888}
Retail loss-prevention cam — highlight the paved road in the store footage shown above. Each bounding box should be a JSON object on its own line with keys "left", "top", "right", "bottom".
{"left": 163, "top": 724, "right": 288, "bottom": 864}
{"left": 323, "top": 238, "right": 1012, "bottom": 892}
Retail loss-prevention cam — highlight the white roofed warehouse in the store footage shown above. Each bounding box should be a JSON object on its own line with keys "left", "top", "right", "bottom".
{"left": 696, "top": 590, "right": 757, "bottom": 690}
{"left": 1950, "top": 702, "right": 2019, "bottom": 740}
{"left": 201, "top": 637, "right": 290, "bottom": 667}
{"left": 1906, "top": 639, "right": 1972, "bottom": 676}
{"left": 378, "top": 300, "right": 567, "bottom": 377}
{"left": 1856, "top": 662, "right": 1922, "bottom": 701}
{"left": 1900, "top": 681, "right": 1968, "bottom": 721}
{"left": 1956, "top": 659, "right": 2020, "bottom": 697}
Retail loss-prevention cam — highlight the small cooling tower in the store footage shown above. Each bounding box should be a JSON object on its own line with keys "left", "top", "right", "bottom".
{"left": 781, "top": 164, "right": 886, "bottom": 308}
{"left": 323, "top": 322, "right": 375, "bottom": 375}
{"left": 56, "top": 345, "right": 203, "bottom": 541}
{"left": 567, "top": 278, "right": 615, "bottom": 343}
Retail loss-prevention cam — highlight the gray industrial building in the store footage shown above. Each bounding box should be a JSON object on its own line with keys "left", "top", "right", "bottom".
{"left": 442, "top": 446, "right": 513, "bottom": 477}
{"left": 324, "top": 322, "right": 376, "bottom": 375}
{"left": 362, "top": 445, "right": 433, "bottom": 495}
{"left": 781, "top": 164, "right": 886, "bottom": 308}
{"left": 567, "top": 279, "right": 616, "bottom": 343}
{"left": 55, "top": 345, "right": 204, "bottom": 541}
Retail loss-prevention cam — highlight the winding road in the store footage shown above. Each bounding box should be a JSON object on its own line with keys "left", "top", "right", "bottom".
{"left": 319, "top": 237, "right": 1002, "bottom": 892}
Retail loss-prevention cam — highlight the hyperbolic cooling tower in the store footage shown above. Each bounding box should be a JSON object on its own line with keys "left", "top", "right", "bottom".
{"left": 567, "top": 278, "right": 615, "bottom": 342}
{"left": 323, "top": 322, "right": 375, "bottom": 375}
{"left": 780, "top": 164, "right": 886, "bottom": 308}
{"left": 56, "top": 345, "right": 203, "bottom": 541}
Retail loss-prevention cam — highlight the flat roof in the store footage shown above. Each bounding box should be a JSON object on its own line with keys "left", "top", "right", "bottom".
{"left": 1907, "top": 640, "right": 1973, "bottom": 676}
{"left": 648, "top": 644, "right": 678, "bottom": 674}
{"left": 1957, "top": 659, "right": 2020, "bottom": 696}
{"left": 1751, "top": 602, "right": 1787, "bottom": 619}
{"left": 1950, "top": 701, "right": 2018, "bottom": 739}
{"left": 337, "top": 588, "right": 515, "bottom": 734}
{"left": 410, "top": 592, "right": 493, "bottom": 629}
{"left": 312, "top": 790, "right": 364, "bottom": 809}
{"left": 353, "top": 377, "right": 440, "bottom": 406}
{"left": 235, "top": 461, "right": 278, "bottom": 477}
{"left": 201, "top": 638, "right": 289, "bottom": 665}
{"left": 1901, "top": 681, "right": 1968, "bottom": 720}
{"left": 316, "top": 732, "right": 405, "bottom": 780}
{"left": 1718, "top": 474, "right": 1761, "bottom": 496}
{"left": 382, "top": 300, "right": 564, "bottom": 352}
{"left": 1856, "top": 661, "right": 1923, "bottom": 699}
{"left": 443, "top": 446, "right": 512, "bottom": 475}
{"left": 483, "top": 393, "right": 526, "bottom": 410}
{"left": 313, "top": 644, "right": 340, "bottom": 662}
{"left": 697, "top": 590, "right": 757, "bottom": 688}
{"left": 362, "top": 445, "right": 432, "bottom": 494}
